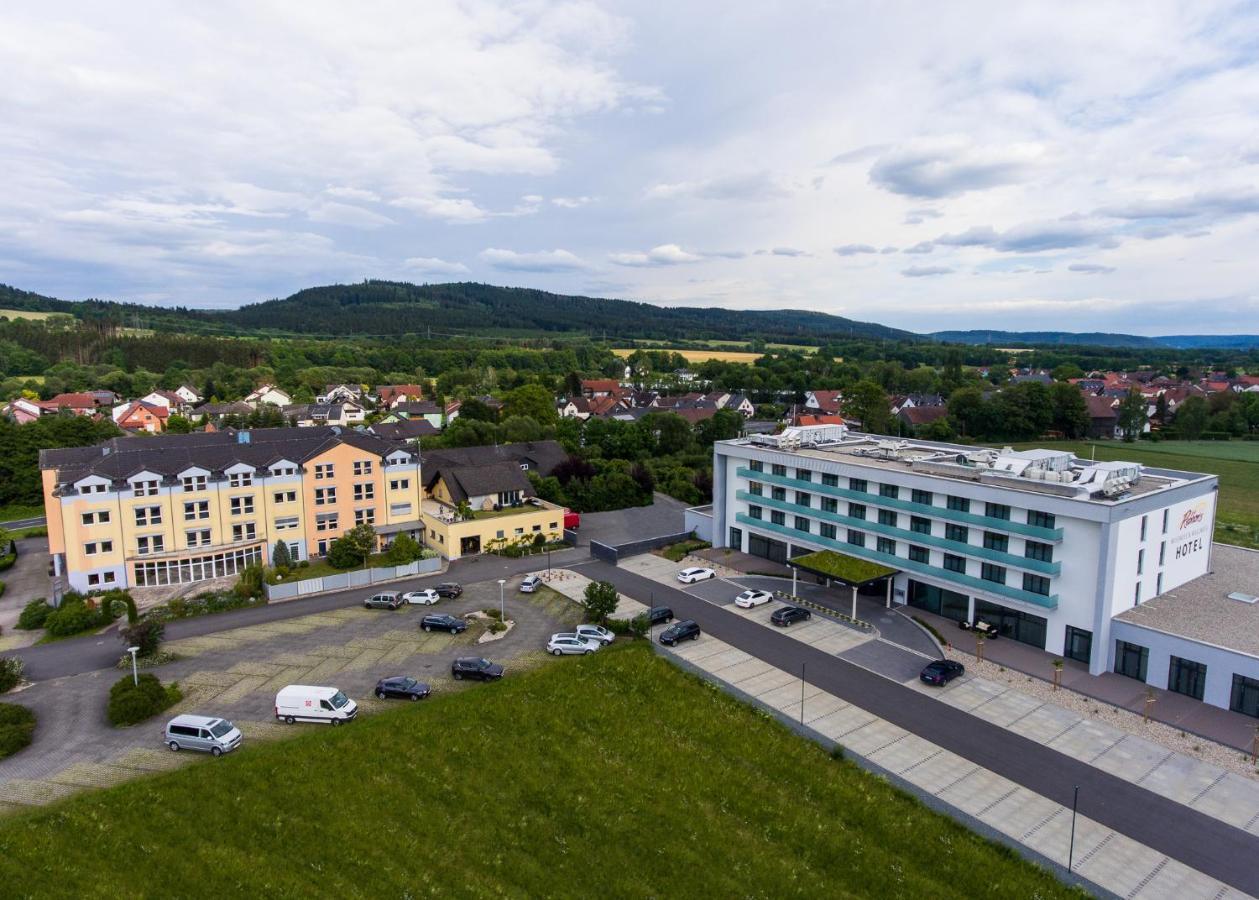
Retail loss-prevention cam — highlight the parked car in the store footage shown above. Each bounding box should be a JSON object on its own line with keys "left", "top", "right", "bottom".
{"left": 574, "top": 623, "right": 615, "bottom": 645}
{"left": 734, "top": 589, "right": 773, "bottom": 609}
{"left": 677, "top": 567, "right": 716, "bottom": 584}
{"left": 275, "top": 685, "right": 358, "bottom": 725}
{"left": 547, "top": 633, "right": 599, "bottom": 656}
{"left": 659, "top": 620, "right": 701, "bottom": 646}
{"left": 421, "top": 613, "right": 467, "bottom": 634}
{"left": 958, "top": 619, "right": 1000, "bottom": 639}
{"left": 452, "top": 657, "right": 504, "bottom": 681}
{"left": 520, "top": 574, "right": 543, "bottom": 593}
{"left": 402, "top": 589, "right": 440, "bottom": 605}
{"left": 364, "top": 592, "right": 402, "bottom": 610}
{"left": 919, "top": 659, "right": 966, "bottom": 686}
{"left": 770, "top": 606, "right": 812, "bottom": 627}
{"left": 163, "top": 714, "right": 242, "bottom": 757}
{"left": 645, "top": 606, "right": 674, "bottom": 626}
{"left": 434, "top": 582, "right": 463, "bottom": 598}
{"left": 374, "top": 676, "right": 431, "bottom": 701}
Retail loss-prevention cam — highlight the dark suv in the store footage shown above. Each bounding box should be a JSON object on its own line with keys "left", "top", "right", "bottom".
{"left": 421, "top": 613, "right": 467, "bottom": 634}
{"left": 919, "top": 660, "right": 965, "bottom": 686}
{"left": 645, "top": 606, "right": 674, "bottom": 626}
{"left": 659, "top": 619, "right": 701, "bottom": 646}
{"left": 452, "top": 657, "right": 504, "bottom": 681}
{"left": 434, "top": 583, "right": 463, "bottom": 598}
{"left": 770, "top": 606, "right": 812, "bottom": 627}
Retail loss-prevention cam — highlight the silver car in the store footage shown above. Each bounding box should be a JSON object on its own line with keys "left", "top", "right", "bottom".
{"left": 164, "top": 714, "right": 242, "bottom": 757}
{"left": 575, "top": 624, "right": 615, "bottom": 645}
{"left": 547, "top": 633, "right": 599, "bottom": 656}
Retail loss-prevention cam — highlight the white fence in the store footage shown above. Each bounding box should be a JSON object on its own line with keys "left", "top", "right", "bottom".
{"left": 265, "top": 556, "right": 443, "bottom": 601}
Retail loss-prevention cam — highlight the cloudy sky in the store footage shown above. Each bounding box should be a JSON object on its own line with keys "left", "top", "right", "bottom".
{"left": 2, "top": 1, "right": 1258, "bottom": 334}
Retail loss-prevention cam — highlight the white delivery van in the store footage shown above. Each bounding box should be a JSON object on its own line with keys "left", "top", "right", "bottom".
{"left": 274, "top": 685, "right": 358, "bottom": 726}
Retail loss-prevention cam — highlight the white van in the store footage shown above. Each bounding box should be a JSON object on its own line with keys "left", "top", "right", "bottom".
{"left": 274, "top": 685, "right": 358, "bottom": 726}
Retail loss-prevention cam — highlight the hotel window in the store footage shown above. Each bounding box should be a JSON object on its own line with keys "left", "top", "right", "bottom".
{"left": 983, "top": 532, "right": 1009, "bottom": 553}
{"left": 1027, "top": 510, "right": 1056, "bottom": 530}
{"left": 909, "top": 545, "right": 929, "bottom": 564}
{"left": 134, "top": 505, "right": 162, "bottom": 526}
{"left": 911, "top": 489, "right": 933, "bottom": 506}
{"left": 772, "top": 487, "right": 786, "bottom": 501}
{"left": 910, "top": 516, "right": 931, "bottom": 535}
{"left": 275, "top": 516, "right": 299, "bottom": 531}
{"left": 136, "top": 535, "right": 165, "bottom": 555}
{"left": 315, "top": 487, "right": 336, "bottom": 505}
{"left": 821, "top": 473, "right": 839, "bottom": 487}
{"left": 984, "top": 502, "right": 1010, "bottom": 520}
{"left": 186, "top": 529, "right": 211, "bottom": 548}
{"left": 821, "top": 497, "right": 838, "bottom": 513}
{"left": 849, "top": 503, "right": 867, "bottom": 520}
{"left": 795, "top": 469, "right": 812, "bottom": 482}
{"left": 353, "top": 460, "right": 373, "bottom": 476}
{"left": 230, "top": 496, "right": 255, "bottom": 515}
{"left": 748, "top": 482, "right": 763, "bottom": 496}
{"left": 876, "top": 537, "right": 896, "bottom": 555}
{"left": 80, "top": 482, "right": 108, "bottom": 494}
{"left": 1162, "top": 509, "right": 1169, "bottom": 534}
{"left": 355, "top": 508, "right": 376, "bottom": 526}
{"left": 820, "top": 523, "right": 837, "bottom": 540}
{"left": 532, "top": 524, "right": 542, "bottom": 532}
{"left": 795, "top": 492, "right": 811, "bottom": 507}
{"left": 232, "top": 523, "right": 257, "bottom": 542}
{"left": 1134, "top": 583, "right": 1142, "bottom": 604}
{"left": 184, "top": 500, "right": 209, "bottom": 521}
{"left": 1156, "top": 573, "right": 1163, "bottom": 595}
{"left": 272, "top": 465, "right": 297, "bottom": 477}
{"left": 947, "top": 496, "right": 969, "bottom": 512}
{"left": 84, "top": 540, "right": 114, "bottom": 555}
{"left": 771, "top": 464, "right": 787, "bottom": 477}
{"left": 749, "top": 460, "right": 763, "bottom": 472}
{"left": 1158, "top": 542, "right": 1166, "bottom": 566}
{"left": 748, "top": 505, "right": 763, "bottom": 520}
{"left": 1025, "top": 540, "right": 1053, "bottom": 563}
{"left": 945, "top": 523, "right": 969, "bottom": 544}
{"left": 514, "top": 528, "right": 524, "bottom": 536}
{"left": 315, "top": 463, "right": 334, "bottom": 480}
{"left": 274, "top": 490, "right": 296, "bottom": 504}
{"left": 879, "top": 483, "right": 898, "bottom": 499}
{"left": 390, "top": 502, "right": 412, "bottom": 517}
{"left": 81, "top": 510, "right": 111, "bottom": 525}
{"left": 389, "top": 478, "right": 410, "bottom": 491}
{"left": 846, "top": 530, "right": 865, "bottom": 548}
{"left": 878, "top": 509, "right": 897, "bottom": 527}
{"left": 1115, "top": 640, "right": 1148, "bottom": 681}
{"left": 980, "top": 563, "right": 1006, "bottom": 585}
{"left": 770, "top": 510, "right": 785, "bottom": 526}
{"left": 1022, "top": 573, "right": 1051, "bottom": 596}
{"left": 87, "top": 572, "right": 117, "bottom": 587}
{"left": 229, "top": 472, "right": 253, "bottom": 488}
{"left": 1230, "top": 674, "right": 1259, "bottom": 718}
{"left": 850, "top": 478, "right": 868, "bottom": 493}
{"left": 1168, "top": 656, "right": 1207, "bottom": 701}
{"left": 354, "top": 483, "right": 375, "bottom": 501}
{"left": 1139, "top": 515, "right": 1148, "bottom": 541}
{"left": 182, "top": 474, "right": 207, "bottom": 492}
{"left": 133, "top": 479, "right": 159, "bottom": 496}
{"left": 793, "top": 516, "right": 809, "bottom": 533}
{"left": 943, "top": 554, "right": 966, "bottom": 573}
{"left": 1137, "top": 549, "right": 1145, "bottom": 575}
{"left": 316, "top": 513, "right": 339, "bottom": 532}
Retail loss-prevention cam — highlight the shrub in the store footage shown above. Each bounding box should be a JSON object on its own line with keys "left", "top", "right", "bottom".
{"left": 16, "top": 599, "right": 50, "bottom": 630}
{"left": 483, "top": 607, "right": 503, "bottom": 621}
{"left": 146, "top": 590, "right": 263, "bottom": 623}
{"left": 0, "top": 553, "right": 15, "bottom": 573}
{"left": 487, "top": 620, "right": 507, "bottom": 634}
{"left": 0, "top": 703, "right": 35, "bottom": 759}
{"left": 45, "top": 602, "right": 99, "bottom": 638}
{"left": 234, "top": 564, "right": 265, "bottom": 600}
{"left": 107, "top": 674, "right": 181, "bottom": 727}
{"left": 120, "top": 618, "right": 166, "bottom": 658}
{"left": 272, "top": 540, "right": 293, "bottom": 571}
{"left": 582, "top": 580, "right": 619, "bottom": 624}
{"left": 0, "top": 656, "right": 23, "bottom": 693}
{"left": 383, "top": 532, "right": 423, "bottom": 565}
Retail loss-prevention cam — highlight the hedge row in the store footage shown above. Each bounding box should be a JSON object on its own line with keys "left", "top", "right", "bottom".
{"left": 0, "top": 703, "right": 35, "bottom": 759}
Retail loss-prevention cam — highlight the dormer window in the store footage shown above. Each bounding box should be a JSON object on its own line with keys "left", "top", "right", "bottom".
{"left": 132, "top": 479, "right": 160, "bottom": 496}
{"left": 229, "top": 472, "right": 253, "bottom": 488}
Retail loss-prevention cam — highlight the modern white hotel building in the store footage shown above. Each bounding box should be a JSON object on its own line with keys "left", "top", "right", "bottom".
{"left": 708, "top": 426, "right": 1259, "bottom": 717}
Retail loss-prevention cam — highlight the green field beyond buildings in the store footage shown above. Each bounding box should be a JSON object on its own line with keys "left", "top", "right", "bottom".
{"left": 0, "top": 646, "right": 1075, "bottom": 898}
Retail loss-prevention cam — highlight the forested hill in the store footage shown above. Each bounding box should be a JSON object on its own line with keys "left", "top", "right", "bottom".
{"left": 931, "top": 329, "right": 1259, "bottom": 350}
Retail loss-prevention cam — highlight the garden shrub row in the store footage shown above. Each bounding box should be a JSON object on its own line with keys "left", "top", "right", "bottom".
{"left": 0, "top": 703, "right": 35, "bottom": 759}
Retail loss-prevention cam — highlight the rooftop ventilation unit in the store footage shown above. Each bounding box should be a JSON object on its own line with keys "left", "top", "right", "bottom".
{"left": 1227, "top": 592, "right": 1257, "bottom": 605}
{"left": 1075, "top": 461, "right": 1142, "bottom": 497}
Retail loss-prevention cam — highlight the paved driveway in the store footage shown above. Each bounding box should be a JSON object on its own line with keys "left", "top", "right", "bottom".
{"left": 577, "top": 493, "right": 688, "bottom": 547}
{"left": 0, "top": 538, "right": 51, "bottom": 643}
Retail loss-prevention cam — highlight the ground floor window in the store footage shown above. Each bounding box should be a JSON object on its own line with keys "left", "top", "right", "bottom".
{"left": 748, "top": 532, "right": 788, "bottom": 565}
{"left": 974, "top": 599, "right": 1047, "bottom": 648}
{"left": 728, "top": 527, "right": 742, "bottom": 550}
{"left": 1230, "top": 674, "right": 1259, "bottom": 718}
{"left": 1115, "top": 640, "right": 1148, "bottom": 681}
{"left": 1063, "top": 626, "right": 1092, "bottom": 665}
{"left": 133, "top": 545, "right": 263, "bottom": 587}
{"left": 906, "top": 580, "right": 969, "bottom": 623}
{"left": 1168, "top": 656, "right": 1207, "bottom": 701}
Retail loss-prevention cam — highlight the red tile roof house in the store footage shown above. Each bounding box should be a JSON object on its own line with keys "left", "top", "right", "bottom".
{"left": 376, "top": 384, "right": 426, "bottom": 408}
{"left": 804, "top": 390, "right": 843, "bottom": 415}
{"left": 1084, "top": 395, "right": 1118, "bottom": 439}
{"left": 4, "top": 397, "right": 44, "bottom": 424}
{"left": 580, "top": 379, "right": 624, "bottom": 399}
{"left": 897, "top": 406, "right": 949, "bottom": 429}
{"left": 114, "top": 401, "right": 169, "bottom": 433}
{"left": 38, "top": 393, "right": 99, "bottom": 416}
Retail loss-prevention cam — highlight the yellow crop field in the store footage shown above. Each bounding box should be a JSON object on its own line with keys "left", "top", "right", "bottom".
{"left": 612, "top": 348, "right": 764, "bottom": 364}
{"left": 0, "top": 308, "right": 56, "bottom": 321}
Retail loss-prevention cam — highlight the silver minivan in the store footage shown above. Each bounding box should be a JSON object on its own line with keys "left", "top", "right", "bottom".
{"left": 164, "top": 714, "right": 243, "bottom": 757}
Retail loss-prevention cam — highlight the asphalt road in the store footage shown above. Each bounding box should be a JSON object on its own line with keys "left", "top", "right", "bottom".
{"left": 575, "top": 559, "right": 1259, "bottom": 897}
{"left": 0, "top": 517, "right": 46, "bottom": 530}
{"left": 13, "top": 547, "right": 581, "bottom": 681}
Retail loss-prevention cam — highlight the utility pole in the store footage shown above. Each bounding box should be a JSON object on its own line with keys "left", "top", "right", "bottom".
{"left": 1067, "top": 785, "right": 1080, "bottom": 871}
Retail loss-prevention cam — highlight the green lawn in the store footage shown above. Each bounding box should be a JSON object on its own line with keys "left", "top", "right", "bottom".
{"left": 0, "top": 504, "right": 45, "bottom": 526}
{"left": 0, "top": 645, "right": 1076, "bottom": 898}
{"left": 1007, "top": 440, "right": 1259, "bottom": 549}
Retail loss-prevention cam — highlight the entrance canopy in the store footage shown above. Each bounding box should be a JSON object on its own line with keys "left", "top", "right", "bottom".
{"left": 789, "top": 549, "right": 897, "bottom": 588}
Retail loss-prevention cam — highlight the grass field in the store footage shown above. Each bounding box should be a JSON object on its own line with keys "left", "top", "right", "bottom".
{"left": 0, "top": 645, "right": 1074, "bottom": 898}
{"left": 0, "top": 309, "right": 56, "bottom": 321}
{"left": 1008, "top": 440, "right": 1259, "bottom": 549}
{"left": 0, "top": 504, "right": 45, "bottom": 526}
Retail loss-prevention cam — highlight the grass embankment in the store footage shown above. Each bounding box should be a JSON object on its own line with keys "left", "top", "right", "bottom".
{"left": 658, "top": 538, "right": 711, "bottom": 562}
{"left": 0, "top": 645, "right": 1075, "bottom": 898}
{"left": 0, "top": 504, "right": 45, "bottom": 526}
{"left": 1009, "top": 440, "right": 1259, "bottom": 549}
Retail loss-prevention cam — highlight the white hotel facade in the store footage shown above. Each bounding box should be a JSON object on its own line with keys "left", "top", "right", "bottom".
{"left": 710, "top": 426, "right": 1223, "bottom": 688}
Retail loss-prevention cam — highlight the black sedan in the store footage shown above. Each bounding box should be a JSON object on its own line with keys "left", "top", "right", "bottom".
{"left": 919, "top": 659, "right": 966, "bottom": 686}
{"left": 421, "top": 614, "right": 467, "bottom": 634}
{"left": 770, "top": 606, "right": 812, "bottom": 627}
{"left": 659, "top": 619, "right": 701, "bottom": 646}
{"left": 434, "top": 582, "right": 463, "bottom": 598}
{"left": 374, "top": 676, "right": 431, "bottom": 701}
{"left": 645, "top": 606, "right": 674, "bottom": 626}
{"left": 451, "top": 657, "right": 504, "bottom": 681}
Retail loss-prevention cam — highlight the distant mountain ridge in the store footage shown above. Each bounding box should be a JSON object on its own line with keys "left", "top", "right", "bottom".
{"left": 930, "top": 329, "right": 1259, "bottom": 350}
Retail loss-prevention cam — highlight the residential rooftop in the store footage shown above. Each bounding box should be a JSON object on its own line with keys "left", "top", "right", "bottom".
{"left": 1114, "top": 544, "right": 1259, "bottom": 659}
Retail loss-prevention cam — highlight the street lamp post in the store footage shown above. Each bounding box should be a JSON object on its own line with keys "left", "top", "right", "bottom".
{"left": 1067, "top": 785, "right": 1080, "bottom": 870}
{"left": 127, "top": 645, "right": 140, "bottom": 686}
{"left": 790, "top": 566, "right": 797, "bottom": 599}
{"left": 497, "top": 579, "right": 506, "bottom": 623}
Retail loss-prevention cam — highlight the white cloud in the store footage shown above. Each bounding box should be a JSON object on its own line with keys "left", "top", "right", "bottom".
{"left": 902, "top": 265, "right": 953, "bottom": 277}
{"left": 609, "top": 243, "right": 703, "bottom": 267}
{"left": 645, "top": 171, "right": 785, "bottom": 202}
{"left": 869, "top": 140, "right": 1044, "bottom": 198}
{"left": 480, "top": 247, "right": 589, "bottom": 272}
{"left": 834, "top": 244, "right": 878, "bottom": 256}
{"left": 552, "top": 196, "right": 594, "bottom": 208}
{"left": 402, "top": 256, "right": 469, "bottom": 275}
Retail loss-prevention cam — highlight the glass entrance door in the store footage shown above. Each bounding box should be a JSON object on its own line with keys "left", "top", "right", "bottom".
{"left": 1064, "top": 626, "right": 1092, "bottom": 664}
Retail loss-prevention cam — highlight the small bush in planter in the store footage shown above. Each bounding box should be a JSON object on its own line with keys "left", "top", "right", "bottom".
{"left": 0, "top": 703, "right": 35, "bottom": 759}
{"left": 107, "top": 674, "right": 181, "bottom": 727}
{"left": 120, "top": 618, "right": 166, "bottom": 659}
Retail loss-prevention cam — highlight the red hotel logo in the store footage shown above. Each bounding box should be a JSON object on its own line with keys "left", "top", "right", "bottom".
{"left": 1180, "top": 507, "right": 1205, "bottom": 530}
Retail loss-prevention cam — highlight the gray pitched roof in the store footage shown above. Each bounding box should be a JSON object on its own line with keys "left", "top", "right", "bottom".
{"left": 420, "top": 441, "right": 566, "bottom": 477}
{"left": 369, "top": 419, "right": 440, "bottom": 442}
{"left": 438, "top": 462, "right": 534, "bottom": 504}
